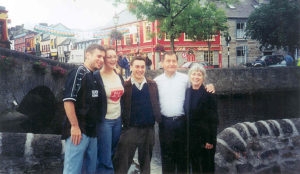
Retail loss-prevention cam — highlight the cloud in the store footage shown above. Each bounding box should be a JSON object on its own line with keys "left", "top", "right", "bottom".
{"left": 1, "top": 0, "right": 126, "bottom": 30}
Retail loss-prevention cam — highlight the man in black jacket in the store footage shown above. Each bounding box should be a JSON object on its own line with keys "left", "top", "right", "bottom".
{"left": 62, "top": 44, "right": 105, "bottom": 174}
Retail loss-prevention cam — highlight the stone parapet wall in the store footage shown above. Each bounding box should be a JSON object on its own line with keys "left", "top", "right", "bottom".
{"left": 215, "top": 118, "right": 300, "bottom": 174}
{"left": 0, "top": 47, "right": 76, "bottom": 69}
{"left": 146, "top": 67, "right": 300, "bottom": 94}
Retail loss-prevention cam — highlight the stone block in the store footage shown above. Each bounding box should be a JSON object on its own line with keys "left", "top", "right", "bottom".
{"left": 236, "top": 163, "right": 254, "bottom": 173}
{"left": 31, "top": 134, "right": 62, "bottom": 158}
{"left": 1, "top": 133, "right": 26, "bottom": 157}
{"left": 257, "top": 164, "right": 281, "bottom": 174}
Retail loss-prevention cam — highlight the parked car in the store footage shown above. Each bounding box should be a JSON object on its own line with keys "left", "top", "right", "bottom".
{"left": 178, "top": 61, "right": 214, "bottom": 69}
{"left": 249, "top": 55, "right": 284, "bottom": 67}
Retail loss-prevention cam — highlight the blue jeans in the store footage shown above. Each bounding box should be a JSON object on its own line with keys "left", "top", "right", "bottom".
{"left": 97, "top": 117, "right": 122, "bottom": 174}
{"left": 63, "top": 134, "right": 97, "bottom": 174}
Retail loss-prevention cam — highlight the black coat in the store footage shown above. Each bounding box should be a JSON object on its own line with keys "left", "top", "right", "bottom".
{"left": 183, "top": 85, "right": 218, "bottom": 147}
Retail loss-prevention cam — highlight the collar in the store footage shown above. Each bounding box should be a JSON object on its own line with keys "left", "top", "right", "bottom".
{"left": 131, "top": 77, "right": 147, "bottom": 90}
{"left": 163, "top": 71, "right": 177, "bottom": 79}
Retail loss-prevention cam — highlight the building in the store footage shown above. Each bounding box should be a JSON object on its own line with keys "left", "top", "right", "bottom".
{"left": 25, "top": 32, "right": 37, "bottom": 55}
{"left": 67, "top": 38, "right": 102, "bottom": 64}
{"left": 40, "top": 33, "right": 50, "bottom": 58}
{"left": 14, "top": 33, "right": 27, "bottom": 52}
{"left": 57, "top": 38, "right": 75, "bottom": 63}
{"left": 0, "top": 6, "right": 10, "bottom": 49}
{"left": 95, "top": 10, "right": 222, "bottom": 70}
{"left": 34, "top": 23, "right": 75, "bottom": 59}
{"left": 48, "top": 23, "right": 72, "bottom": 60}
{"left": 219, "top": 0, "right": 270, "bottom": 67}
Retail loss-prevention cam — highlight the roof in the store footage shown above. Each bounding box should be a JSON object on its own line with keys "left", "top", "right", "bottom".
{"left": 50, "top": 23, "right": 71, "bottom": 30}
{"left": 58, "top": 38, "right": 76, "bottom": 46}
{"left": 41, "top": 34, "right": 50, "bottom": 41}
{"left": 98, "top": 10, "right": 138, "bottom": 30}
{"left": 217, "top": 0, "right": 259, "bottom": 19}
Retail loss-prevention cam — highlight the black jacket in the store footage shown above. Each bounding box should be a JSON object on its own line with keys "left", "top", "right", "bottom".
{"left": 93, "top": 70, "right": 125, "bottom": 121}
{"left": 183, "top": 85, "right": 218, "bottom": 146}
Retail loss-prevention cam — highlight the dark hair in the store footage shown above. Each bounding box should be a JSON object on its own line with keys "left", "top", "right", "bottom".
{"left": 85, "top": 44, "right": 105, "bottom": 55}
{"left": 162, "top": 51, "right": 178, "bottom": 61}
{"left": 84, "top": 44, "right": 105, "bottom": 60}
{"left": 130, "top": 56, "right": 146, "bottom": 65}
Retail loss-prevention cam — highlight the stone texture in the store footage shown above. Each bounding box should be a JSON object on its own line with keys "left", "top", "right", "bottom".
{"left": 1, "top": 133, "right": 26, "bottom": 157}
{"left": 31, "top": 134, "right": 62, "bottom": 158}
{"left": 216, "top": 119, "right": 300, "bottom": 174}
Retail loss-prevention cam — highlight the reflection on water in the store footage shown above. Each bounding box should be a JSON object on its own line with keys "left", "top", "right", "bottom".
{"left": 217, "top": 89, "right": 300, "bottom": 132}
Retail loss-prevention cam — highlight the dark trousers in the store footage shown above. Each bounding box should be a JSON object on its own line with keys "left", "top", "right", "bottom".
{"left": 159, "top": 115, "right": 187, "bottom": 174}
{"left": 190, "top": 147, "right": 216, "bottom": 174}
{"left": 113, "top": 127, "right": 155, "bottom": 174}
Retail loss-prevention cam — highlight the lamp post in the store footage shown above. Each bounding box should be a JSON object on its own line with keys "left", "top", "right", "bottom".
{"left": 113, "top": 13, "right": 119, "bottom": 53}
{"left": 136, "top": 24, "right": 140, "bottom": 55}
{"left": 225, "top": 33, "right": 231, "bottom": 68}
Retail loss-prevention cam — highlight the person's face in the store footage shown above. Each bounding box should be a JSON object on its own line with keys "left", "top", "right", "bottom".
{"left": 85, "top": 49, "right": 105, "bottom": 71}
{"left": 190, "top": 70, "right": 204, "bottom": 87}
{"left": 131, "top": 60, "right": 146, "bottom": 81}
{"left": 105, "top": 50, "right": 117, "bottom": 69}
{"left": 162, "top": 54, "right": 178, "bottom": 75}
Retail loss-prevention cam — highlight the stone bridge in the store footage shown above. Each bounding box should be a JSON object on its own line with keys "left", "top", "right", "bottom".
{"left": 0, "top": 47, "right": 75, "bottom": 133}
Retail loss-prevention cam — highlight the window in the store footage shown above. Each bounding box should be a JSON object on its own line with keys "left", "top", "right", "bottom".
{"left": 236, "top": 46, "right": 248, "bottom": 65}
{"left": 204, "top": 51, "right": 213, "bottom": 65}
{"left": 124, "top": 35, "right": 131, "bottom": 45}
{"left": 143, "top": 22, "right": 152, "bottom": 42}
{"left": 133, "top": 33, "right": 138, "bottom": 44}
{"left": 51, "top": 39, "right": 54, "bottom": 49}
{"left": 184, "top": 33, "right": 193, "bottom": 41}
{"left": 236, "top": 21, "right": 246, "bottom": 39}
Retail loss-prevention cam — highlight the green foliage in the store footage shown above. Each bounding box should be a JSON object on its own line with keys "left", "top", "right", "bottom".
{"left": 110, "top": 29, "right": 123, "bottom": 40}
{"left": 246, "top": 0, "right": 300, "bottom": 51}
{"left": 115, "top": 0, "right": 236, "bottom": 51}
{"left": 184, "top": 2, "right": 228, "bottom": 41}
{"left": 32, "top": 61, "right": 48, "bottom": 74}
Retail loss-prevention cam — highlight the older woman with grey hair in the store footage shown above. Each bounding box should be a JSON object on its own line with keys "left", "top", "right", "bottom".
{"left": 184, "top": 63, "right": 218, "bottom": 174}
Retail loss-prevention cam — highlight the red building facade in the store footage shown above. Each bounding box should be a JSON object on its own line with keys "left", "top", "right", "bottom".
{"left": 25, "top": 33, "right": 36, "bottom": 54}
{"left": 100, "top": 20, "right": 222, "bottom": 69}
{"left": 14, "top": 33, "right": 26, "bottom": 52}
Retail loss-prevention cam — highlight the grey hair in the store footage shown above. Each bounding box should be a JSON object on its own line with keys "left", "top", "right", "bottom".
{"left": 188, "top": 63, "right": 207, "bottom": 85}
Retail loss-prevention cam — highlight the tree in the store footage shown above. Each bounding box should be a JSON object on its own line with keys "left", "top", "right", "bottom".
{"left": 246, "top": 0, "right": 300, "bottom": 55}
{"left": 115, "top": 0, "right": 237, "bottom": 52}
{"left": 184, "top": 2, "right": 228, "bottom": 63}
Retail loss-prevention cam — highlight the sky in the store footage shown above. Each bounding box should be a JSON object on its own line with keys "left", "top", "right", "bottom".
{"left": 0, "top": 0, "right": 126, "bottom": 31}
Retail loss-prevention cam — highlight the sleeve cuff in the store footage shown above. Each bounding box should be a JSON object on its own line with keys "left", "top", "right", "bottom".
{"left": 63, "top": 98, "right": 76, "bottom": 102}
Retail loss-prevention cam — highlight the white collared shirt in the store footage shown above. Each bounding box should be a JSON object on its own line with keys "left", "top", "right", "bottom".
{"left": 154, "top": 71, "right": 188, "bottom": 117}
{"left": 131, "top": 77, "right": 147, "bottom": 90}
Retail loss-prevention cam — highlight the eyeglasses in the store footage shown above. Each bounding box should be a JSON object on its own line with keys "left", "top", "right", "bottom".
{"left": 105, "top": 56, "right": 117, "bottom": 59}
